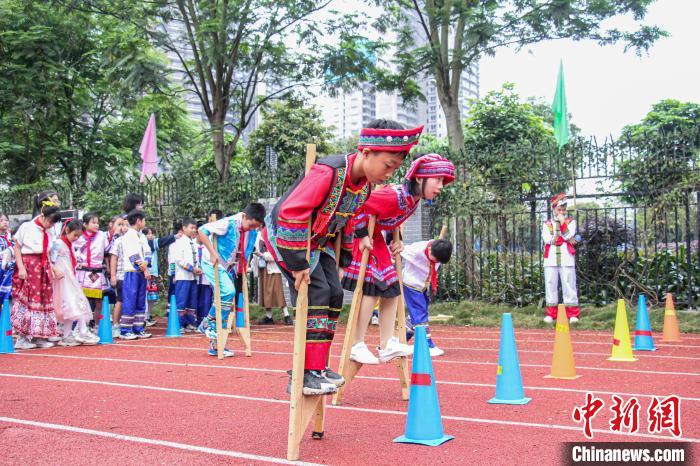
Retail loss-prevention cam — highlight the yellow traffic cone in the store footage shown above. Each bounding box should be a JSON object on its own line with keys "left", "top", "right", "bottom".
{"left": 662, "top": 293, "right": 681, "bottom": 342}
{"left": 545, "top": 305, "right": 580, "bottom": 379}
{"left": 608, "top": 299, "right": 637, "bottom": 362}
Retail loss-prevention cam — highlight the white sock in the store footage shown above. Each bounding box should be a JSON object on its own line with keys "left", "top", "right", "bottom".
{"left": 63, "top": 321, "right": 74, "bottom": 337}
{"left": 283, "top": 307, "right": 289, "bottom": 317}
{"left": 265, "top": 310, "right": 273, "bottom": 319}
{"left": 76, "top": 318, "right": 88, "bottom": 336}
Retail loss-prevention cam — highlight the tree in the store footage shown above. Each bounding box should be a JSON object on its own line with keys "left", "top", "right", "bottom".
{"left": 0, "top": 0, "right": 197, "bottom": 190}
{"left": 374, "top": 0, "right": 666, "bottom": 151}
{"left": 246, "top": 99, "right": 335, "bottom": 191}
{"left": 82, "top": 0, "right": 369, "bottom": 182}
{"left": 462, "top": 84, "right": 570, "bottom": 210}
{"left": 618, "top": 99, "right": 700, "bottom": 207}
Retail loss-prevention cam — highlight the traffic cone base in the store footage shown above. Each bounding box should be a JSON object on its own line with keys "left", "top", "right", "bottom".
{"left": 488, "top": 395, "right": 532, "bottom": 405}
{"left": 393, "top": 326, "right": 454, "bottom": 447}
{"left": 97, "top": 296, "right": 113, "bottom": 345}
{"left": 393, "top": 433, "right": 454, "bottom": 447}
{"left": 546, "top": 305, "right": 580, "bottom": 380}
{"left": 166, "top": 295, "right": 181, "bottom": 338}
{"left": 488, "top": 313, "right": 532, "bottom": 405}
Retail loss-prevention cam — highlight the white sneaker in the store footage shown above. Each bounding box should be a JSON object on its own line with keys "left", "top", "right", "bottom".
{"left": 429, "top": 346, "right": 445, "bottom": 357}
{"left": 58, "top": 335, "right": 81, "bottom": 347}
{"left": 370, "top": 315, "right": 379, "bottom": 326}
{"left": 119, "top": 332, "right": 138, "bottom": 340}
{"left": 377, "top": 337, "right": 414, "bottom": 363}
{"left": 569, "top": 317, "right": 579, "bottom": 324}
{"left": 112, "top": 325, "right": 121, "bottom": 338}
{"left": 15, "top": 336, "right": 37, "bottom": 350}
{"left": 47, "top": 335, "right": 62, "bottom": 343}
{"left": 34, "top": 338, "right": 55, "bottom": 348}
{"left": 543, "top": 316, "right": 554, "bottom": 324}
{"left": 75, "top": 333, "right": 98, "bottom": 345}
{"left": 349, "top": 342, "right": 380, "bottom": 365}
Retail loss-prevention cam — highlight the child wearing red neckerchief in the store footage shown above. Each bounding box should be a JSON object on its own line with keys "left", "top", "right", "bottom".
{"left": 11, "top": 203, "right": 63, "bottom": 349}
{"left": 401, "top": 238, "right": 453, "bottom": 357}
{"left": 542, "top": 193, "right": 581, "bottom": 324}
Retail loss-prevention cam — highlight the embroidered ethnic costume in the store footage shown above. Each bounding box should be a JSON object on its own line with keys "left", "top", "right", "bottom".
{"left": 543, "top": 193, "right": 580, "bottom": 319}
{"left": 263, "top": 124, "right": 423, "bottom": 379}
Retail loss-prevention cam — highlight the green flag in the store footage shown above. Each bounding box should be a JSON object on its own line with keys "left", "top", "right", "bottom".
{"left": 552, "top": 60, "right": 569, "bottom": 150}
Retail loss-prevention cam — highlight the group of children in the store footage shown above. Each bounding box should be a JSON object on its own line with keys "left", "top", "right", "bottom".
{"left": 0, "top": 119, "right": 460, "bottom": 398}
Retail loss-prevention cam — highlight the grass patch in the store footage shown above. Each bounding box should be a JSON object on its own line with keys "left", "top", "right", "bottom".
{"left": 429, "top": 300, "right": 700, "bottom": 333}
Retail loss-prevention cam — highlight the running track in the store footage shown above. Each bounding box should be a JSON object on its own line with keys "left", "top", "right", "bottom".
{"left": 1, "top": 323, "right": 698, "bottom": 465}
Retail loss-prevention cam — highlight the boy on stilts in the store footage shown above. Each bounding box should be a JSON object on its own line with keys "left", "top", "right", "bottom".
{"left": 262, "top": 119, "right": 423, "bottom": 395}
{"left": 542, "top": 192, "right": 580, "bottom": 324}
{"left": 197, "top": 203, "right": 265, "bottom": 357}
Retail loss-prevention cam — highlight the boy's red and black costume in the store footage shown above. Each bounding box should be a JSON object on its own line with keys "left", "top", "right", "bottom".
{"left": 262, "top": 125, "right": 423, "bottom": 371}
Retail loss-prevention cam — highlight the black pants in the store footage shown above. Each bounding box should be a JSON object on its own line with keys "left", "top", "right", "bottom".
{"left": 281, "top": 252, "right": 344, "bottom": 370}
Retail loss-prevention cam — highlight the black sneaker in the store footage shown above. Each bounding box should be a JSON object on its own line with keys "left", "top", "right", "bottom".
{"left": 284, "top": 315, "right": 293, "bottom": 326}
{"left": 256, "top": 316, "right": 275, "bottom": 325}
{"left": 286, "top": 370, "right": 337, "bottom": 396}
{"left": 322, "top": 367, "right": 345, "bottom": 387}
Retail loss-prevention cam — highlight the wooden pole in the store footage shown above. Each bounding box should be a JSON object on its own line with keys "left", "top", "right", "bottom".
{"left": 332, "top": 216, "right": 376, "bottom": 406}
{"left": 212, "top": 236, "right": 226, "bottom": 359}
{"left": 287, "top": 144, "right": 323, "bottom": 461}
{"left": 392, "top": 228, "right": 410, "bottom": 401}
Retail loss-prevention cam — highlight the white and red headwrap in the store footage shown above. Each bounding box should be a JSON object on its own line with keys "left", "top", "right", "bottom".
{"left": 357, "top": 125, "right": 424, "bottom": 153}
{"left": 550, "top": 192, "right": 568, "bottom": 208}
{"left": 405, "top": 153, "right": 455, "bottom": 185}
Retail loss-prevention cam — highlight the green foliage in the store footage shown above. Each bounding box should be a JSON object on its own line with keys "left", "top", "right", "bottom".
{"left": 617, "top": 99, "right": 700, "bottom": 208}
{"left": 0, "top": 0, "right": 197, "bottom": 189}
{"left": 246, "top": 99, "right": 335, "bottom": 189}
{"left": 373, "top": 0, "right": 666, "bottom": 149}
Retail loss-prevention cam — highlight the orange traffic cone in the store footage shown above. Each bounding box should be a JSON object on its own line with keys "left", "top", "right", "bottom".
{"left": 662, "top": 293, "right": 681, "bottom": 342}
{"left": 608, "top": 299, "right": 637, "bottom": 362}
{"left": 545, "top": 305, "right": 580, "bottom": 380}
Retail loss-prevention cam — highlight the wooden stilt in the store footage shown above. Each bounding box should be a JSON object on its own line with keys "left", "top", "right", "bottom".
{"left": 392, "top": 228, "right": 410, "bottom": 401}
{"left": 212, "top": 237, "right": 228, "bottom": 360}
{"left": 238, "top": 272, "right": 252, "bottom": 356}
{"left": 287, "top": 144, "right": 322, "bottom": 461}
{"left": 332, "top": 216, "right": 376, "bottom": 406}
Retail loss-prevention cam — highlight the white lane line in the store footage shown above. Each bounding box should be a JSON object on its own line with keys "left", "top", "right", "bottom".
{"left": 1, "top": 374, "right": 696, "bottom": 443}
{"left": 7, "top": 353, "right": 700, "bottom": 398}
{"left": 0, "top": 416, "right": 322, "bottom": 465}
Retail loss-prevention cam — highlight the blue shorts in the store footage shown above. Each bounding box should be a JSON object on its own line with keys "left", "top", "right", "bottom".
{"left": 174, "top": 280, "right": 197, "bottom": 311}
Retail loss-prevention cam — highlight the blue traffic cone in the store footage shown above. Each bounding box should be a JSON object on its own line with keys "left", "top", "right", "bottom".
{"left": 488, "top": 313, "right": 531, "bottom": 405}
{"left": 166, "top": 295, "right": 181, "bottom": 338}
{"left": 97, "top": 295, "right": 113, "bottom": 345}
{"left": 235, "top": 292, "right": 245, "bottom": 328}
{"left": 394, "top": 325, "right": 454, "bottom": 446}
{"left": 633, "top": 294, "right": 657, "bottom": 351}
{"left": 1, "top": 299, "right": 14, "bottom": 354}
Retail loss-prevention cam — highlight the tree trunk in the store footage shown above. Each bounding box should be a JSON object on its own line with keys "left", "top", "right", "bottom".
{"left": 211, "top": 115, "right": 228, "bottom": 183}
{"left": 442, "top": 100, "right": 465, "bottom": 152}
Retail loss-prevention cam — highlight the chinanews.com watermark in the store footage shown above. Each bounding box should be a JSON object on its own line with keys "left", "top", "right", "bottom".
{"left": 563, "top": 392, "right": 693, "bottom": 465}
{"left": 564, "top": 442, "right": 692, "bottom": 465}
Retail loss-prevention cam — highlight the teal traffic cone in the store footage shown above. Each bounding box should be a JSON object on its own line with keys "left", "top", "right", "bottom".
{"left": 97, "top": 295, "right": 113, "bottom": 345}
{"left": 488, "top": 313, "right": 531, "bottom": 405}
{"left": 0, "top": 299, "right": 14, "bottom": 354}
{"left": 394, "top": 325, "right": 454, "bottom": 446}
{"left": 166, "top": 295, "right": 181, "bottom": 338}
{"left": 633, "top": 294, "right": 657, "bottom": 351}
{"left": 235, "top": 292, "right": 245, "bottom": 328}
